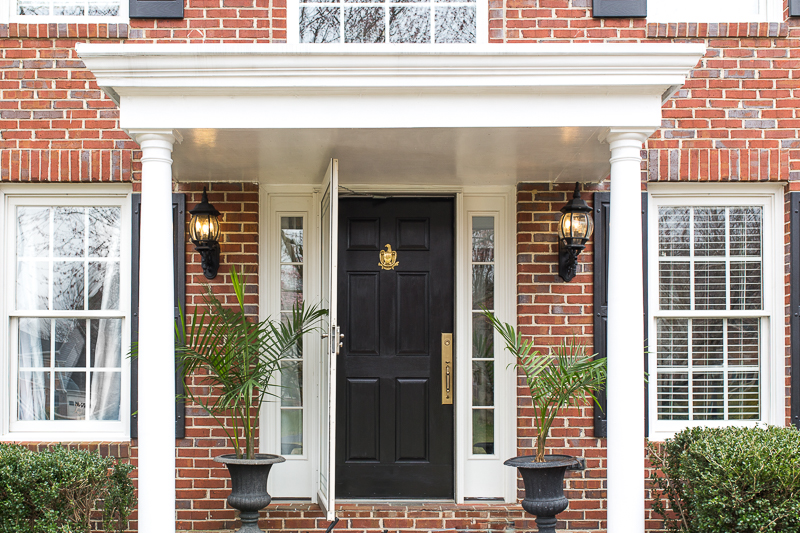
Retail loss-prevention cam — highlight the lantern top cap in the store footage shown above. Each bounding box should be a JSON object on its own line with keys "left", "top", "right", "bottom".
{"left": 189, "top": 188, "right": 221, "bottom": 218}
{"left": 560, "top": 182, "right": 592, "bottom": 214}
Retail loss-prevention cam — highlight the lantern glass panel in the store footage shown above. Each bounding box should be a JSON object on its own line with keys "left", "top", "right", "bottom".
{"left": 190, "top": 214, "right": 220, "bottom": 242}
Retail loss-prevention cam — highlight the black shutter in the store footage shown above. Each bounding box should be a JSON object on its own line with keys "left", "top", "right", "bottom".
{"left": 791, "top": 0, "right": 800, "bottom": 17}
{"left": 131, "top": 193, "right": 186, "bottom": 439}
{"left": 592, "top": 192, "right": 648, "bottom": 438}
{"left": 791, "top": 192, "right": 800, "bottom": 428}
{"left": 593, "top": 0, "right": 646, "bottom": 17}
{"left": 130, "top": 0, "right": 183, "bottom": 19}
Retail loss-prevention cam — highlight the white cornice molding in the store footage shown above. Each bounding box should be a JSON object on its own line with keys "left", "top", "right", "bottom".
{"left": 76, "top": 43, "right": 706, "bottom": 105}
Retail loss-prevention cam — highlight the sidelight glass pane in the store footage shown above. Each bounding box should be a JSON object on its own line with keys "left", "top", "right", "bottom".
{"left": 472, "top": 217, "right": 494, "bottom": 262}
{"left": 281, "top": 265, "right": 304, "bottom": 310}
{"left": 281, "top": 361, "right": 303, "bottom": 407}
{"left": 472, "top": 361, "right": 494, "bottom": 406}
{"left": 472, "top": 265, "right": 494, "bottom": 310}
{"left": 471, "top": 313, "right": 493, "bottom": 359}
{"left": 281, "top": 410, "right": 304, "bottom": 455}
{"left": 472, "top": 409, "right": 494, "bottom": 455}
{"left": 280, "top": 217, "right": 304, "bottom": 263}
{"left": 54, "top": 371, "right": 86, "bottom": 420}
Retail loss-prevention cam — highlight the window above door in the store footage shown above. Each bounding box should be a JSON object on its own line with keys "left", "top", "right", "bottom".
{"left": 288, "top": 0, "right": 487, "bottom": 44}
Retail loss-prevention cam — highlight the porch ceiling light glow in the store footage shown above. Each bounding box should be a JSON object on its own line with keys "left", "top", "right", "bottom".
{"left": 189, "top": 188, "right": 222, "bottom": 280}
{"left": 558, "top": 183, "right": 593, "bottom": 282}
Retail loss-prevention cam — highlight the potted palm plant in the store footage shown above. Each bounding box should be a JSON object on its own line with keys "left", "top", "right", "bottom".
{"left": 177, "top": 267, "right": 326, "bottom": 533}
{"left": 483, "top": 311, "right": 607, "bottom": 533}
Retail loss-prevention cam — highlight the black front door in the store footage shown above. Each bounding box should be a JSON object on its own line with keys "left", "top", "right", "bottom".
{"left": 336, "top": 197, "right": 455, "bottom": 499}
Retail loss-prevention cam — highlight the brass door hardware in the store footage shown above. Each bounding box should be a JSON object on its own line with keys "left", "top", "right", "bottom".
{"left": 378, "top": 244, "right": 399, "bottom": 270}
{"left": 441, "top": 333, "right": 453, "bottom": 405}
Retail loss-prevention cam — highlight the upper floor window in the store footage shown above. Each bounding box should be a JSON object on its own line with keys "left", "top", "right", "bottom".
{"left": 6, "top": 0, "right": 126, "bottom": 21}
{"left": 647, "top": 0, "right": 782, "bottom": 23}
{"left": 293, "top": 0, "right": 481, "bottom": 44}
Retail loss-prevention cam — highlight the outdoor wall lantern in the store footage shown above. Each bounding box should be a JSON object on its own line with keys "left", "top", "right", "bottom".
{"left": 189, "top": 188, "right": 222, "bottom": 280}
{"left": 557, "top": 183, "right": 594, "bottom": 282}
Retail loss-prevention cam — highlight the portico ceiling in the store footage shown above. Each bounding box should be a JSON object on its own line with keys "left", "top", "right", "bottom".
{"left": 77, "top": 43, "right": 706, "bottom": 185}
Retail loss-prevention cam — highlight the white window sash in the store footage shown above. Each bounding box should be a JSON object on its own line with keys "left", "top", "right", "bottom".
{"left": 647, "top": 184, "right": 784, "bottom": 440}
{"left": 1, "top": 187, "right": 131, "bottom": 441}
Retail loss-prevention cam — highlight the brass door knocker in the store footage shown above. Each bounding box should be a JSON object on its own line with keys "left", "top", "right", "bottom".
{"left": 378, "top": 244, "right": 399, "bottom": 270}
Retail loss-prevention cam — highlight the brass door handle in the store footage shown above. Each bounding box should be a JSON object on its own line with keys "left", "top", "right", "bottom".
{"left": 441, "top": 333, "right": 453, "bottom": 405}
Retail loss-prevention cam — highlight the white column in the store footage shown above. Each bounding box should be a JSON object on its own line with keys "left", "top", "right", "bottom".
{"left": 604, "top": 128, "right": 652, "bottom": 533}
{"left": 133, "top": 130, "right": 181, "bottom": 533}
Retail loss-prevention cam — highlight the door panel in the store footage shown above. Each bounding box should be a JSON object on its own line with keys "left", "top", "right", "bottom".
{"left": 336, "top": 197, "right": 454, "bottom": 499}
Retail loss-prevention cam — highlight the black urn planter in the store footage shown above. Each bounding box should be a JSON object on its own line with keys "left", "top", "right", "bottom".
{"left": 504, "top": 455, "right": 579, "bottom": 533}
{"left": 214, "top": 453, "right": 286, "bottom": 533}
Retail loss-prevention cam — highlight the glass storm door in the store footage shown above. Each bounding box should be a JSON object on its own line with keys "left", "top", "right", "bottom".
{"left": 318, "top": 159, "right": 338, "bottom": 519}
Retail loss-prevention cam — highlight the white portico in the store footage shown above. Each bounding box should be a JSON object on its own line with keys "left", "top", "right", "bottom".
{"left": 78, "top": 42, "right": 705, "bottom": 533}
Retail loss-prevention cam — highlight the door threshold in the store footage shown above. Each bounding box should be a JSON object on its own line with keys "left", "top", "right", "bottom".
{"left": 336, "top": 499, "right": 455, "bottom": 505}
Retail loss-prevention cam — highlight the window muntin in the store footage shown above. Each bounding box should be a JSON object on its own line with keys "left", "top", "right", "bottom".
{"left": 7, "top": 197, "right": 129, "bottom": 437}
{"left": 279, "top": 216, "right": 305, "bottom": 456}
{"left": 653, "top": 203, "right": 768, "bottom": 427}
{"left": 471, "top": 215, "right": 494, "bottom": 455}
{"left": 299, "top": 0, "right": 476, "bottom": 44}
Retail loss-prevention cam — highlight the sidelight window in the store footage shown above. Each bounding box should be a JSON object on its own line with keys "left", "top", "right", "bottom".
{"left": 2, "top": 191, "right": 131, "bottom": 440}
{"left": 471, "top": 216, "right": 494, "bottom": 455}
{"left": 279, "top": 216, "right": 305, "bottom": 456}
{"left": 648, "top": 186, "right": 783, "bottom": 438}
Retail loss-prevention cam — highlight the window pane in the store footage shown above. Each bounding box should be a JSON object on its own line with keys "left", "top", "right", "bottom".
{"left": 472, "top": 216, "right": 494, "bottom": 262}
{"left": 727, "top": 319, "right": 759, "bottom": 367}
{"left": 88, "top": 261, "right": 120, "bottom": 310}
{"left": 729, "top": 206, "right": 762, "bottom": 257}
{"left": 657, "top": 372, "right": 688, "bottom": 420}
{"left": 16, "top": 261, "right": 49, "bottom": 310}
{"left": 656, "top": 318, "right": 688, "bottom": 367}
{"left": 281, "top": 264, "right": 303, "bottom": 310}
{"left": 16, "top": 206, "right": 50, "bottom": 257}
{"left": 300, "top": 6, "right": 341, "bottom": 43}
{"left": 54, "top": 207, "right": 85, "bottom": 258}
{"left": 472, "top": 409, "right": 493, "bottom": 454}
{"left": 692, "top": 372, "right": 724, "bottom": 420}
{"left": 472, "top": 312, "right": 493, "bottom": 359}
{"left": 19, "top": 318, "right": 52, "bottom": 368}
{"left": 691, "top": 319, "right": 723, "bottom": 366}
{"left": 281, "top": 409, "right": 303, "bottom": 455}
{"left": 90, "top": 319, "right": 122, "bottom": 368}
{"left": 88, "top": 207, "right": 121, "bottom": 258}
{"left": 472, "top": 361, "right": 493, "bottom": 406}
{"left": 55, "top": 319, "right": 86, "bottom": 368}
{"left": 693, "top": 207, "right": 726, "bottom": 257}
{"left": 53, "top": 261, "right": 85, "bottom": 311}
{"left": 694, "top": 261, "right": 726, "bottom": 310}
{"left": 89, "top": 372, "right": 121, "bottom": 420}
{"left": 658, "top": 261, "right": 690, "bottom": 310}
{"left": 18, "top": 371, "right": 50, "bottom": 420}
{"left": 390, "top": 6, "right": 430, "bottom": 43}
{"left": 472, "top": 264, "right": 493, "bottom": 310}
{"left": 17, "top": 0, "right": 49, "bottom": 14}
{"left": 658, "top": 207, "right": 690, "bottom": 257}
{"left": 728, "top": 372, "right": 759, "bottom": 420}
{"left": 345, "top": 6, "right": 385, "bottom": 42}
{"left": 280, "top": 217, "right": 304, "bottom": 263}
{"left": 435, "top": 5, "right": 475, "bottom": 43}
{"left": 87, "top": 0, "right": 119, "bottom": 15}
{"left": 54, "top": 371, "right": 86, "bottom": 420}
{"left": 53, "top": 0, "right": 84, "bottom": 15}
{"left": 729, "top": 261, "right": 761, "bottom": 310}
{"left": 281, "top": 361, "right": 303, "bottom": 407}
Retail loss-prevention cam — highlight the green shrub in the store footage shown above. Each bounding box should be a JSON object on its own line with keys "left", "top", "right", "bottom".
{"left": 0, "top": 444, "right": 136, "bottom": 533}
{"left": 648, "top": 426, "right": 800, "bottom": 533}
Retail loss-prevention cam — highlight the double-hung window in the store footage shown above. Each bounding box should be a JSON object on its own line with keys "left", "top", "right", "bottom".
{"left": 647, "top": 185, "right": 783, "bottom": 439}
{"left": 2, "top": 189, "right": 131, "bottom": 440}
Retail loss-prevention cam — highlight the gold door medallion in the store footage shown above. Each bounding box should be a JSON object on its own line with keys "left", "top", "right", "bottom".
{"left": 378, "top": 244, "right": 399, "bottom": 270}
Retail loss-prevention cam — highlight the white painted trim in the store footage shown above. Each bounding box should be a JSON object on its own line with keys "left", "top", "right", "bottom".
{"left": 648, "top": 0, "right": 782, "bottom": 23}
{"left": 260, "top": 190, "right": 320, "bottom": 499}
{"left": 646, "top": 183, "right": 785, "bottom": 441}
{"left": 0, "top": 186, "right": 132, "bottom": 442}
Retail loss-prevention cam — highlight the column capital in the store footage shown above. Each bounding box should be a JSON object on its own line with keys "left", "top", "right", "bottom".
{"left": 128, "top": 129, "right": 183, "bottom": 147}
{"left": 600, "top": 127, "right": 654, "bottom": 145}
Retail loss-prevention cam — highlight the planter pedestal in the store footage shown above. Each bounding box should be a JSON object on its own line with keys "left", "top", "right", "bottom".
{"left": 214, "top": 454, "right": 286, "bottom": 533}
{"left": 504, "top": 455, "right": 578, "bottom": 533}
